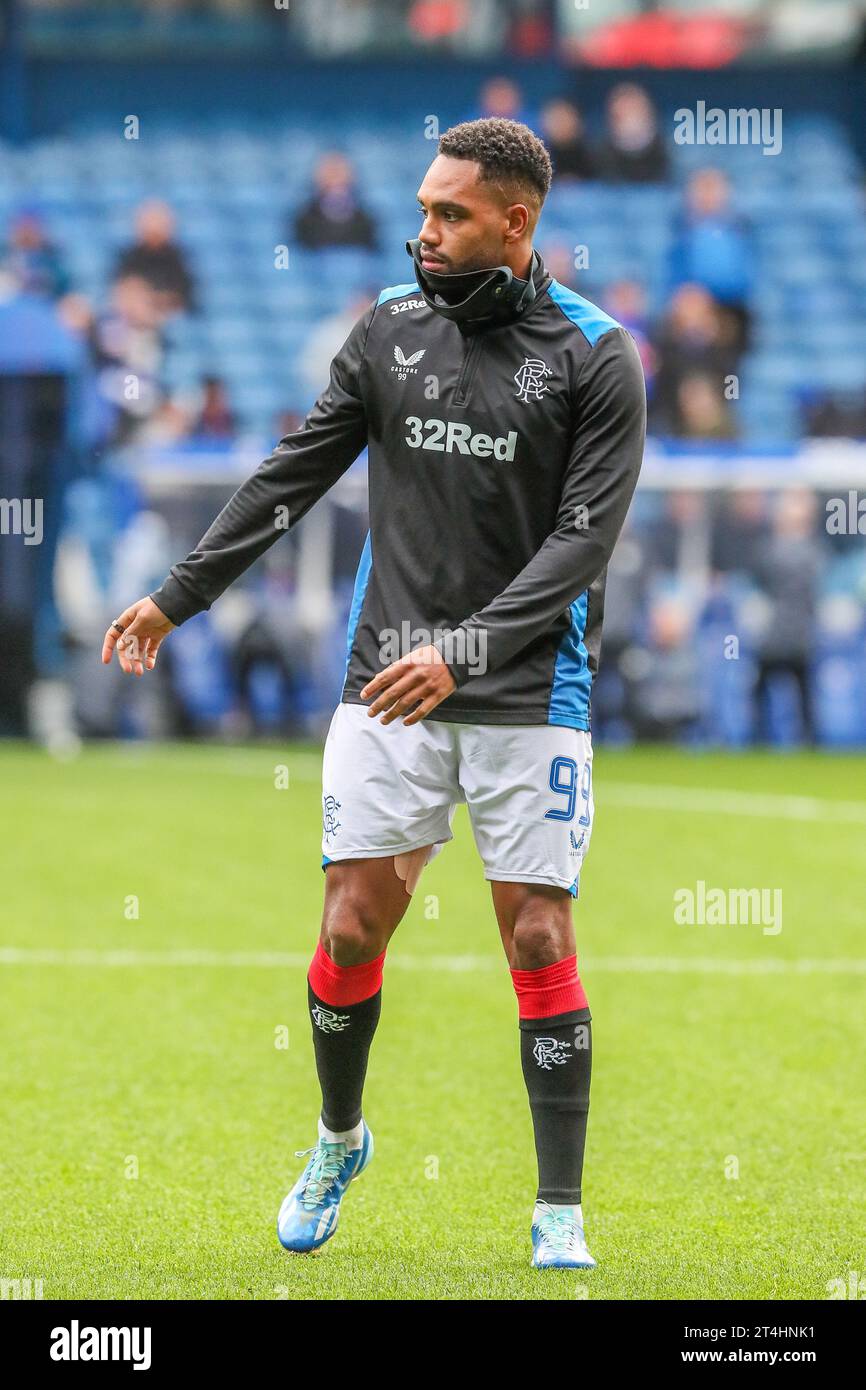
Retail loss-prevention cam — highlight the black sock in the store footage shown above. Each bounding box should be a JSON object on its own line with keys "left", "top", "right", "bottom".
{"left": 519, "top": 1007, "right": 592, "bottom": 1204}
{"left": 308, "top": 980, "right": 381, "bottom": 1133}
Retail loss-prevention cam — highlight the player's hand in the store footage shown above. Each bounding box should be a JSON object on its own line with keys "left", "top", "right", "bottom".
{"left": 101, "top": 597, "right": 176, "bottom": 677}
{"left": 361, "top": 644, "right": 456, "bottom": 726}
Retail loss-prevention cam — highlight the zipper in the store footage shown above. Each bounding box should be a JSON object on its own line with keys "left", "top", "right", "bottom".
{"left": 453, "top": 335, "right": 483, "bottom": 406}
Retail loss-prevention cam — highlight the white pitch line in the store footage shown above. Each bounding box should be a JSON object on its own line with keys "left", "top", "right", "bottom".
{"left": 0, "top": 948, "right": 864, "bottom": 976}
{"left": 589, "top": 955, "right": 866, "bottom": 976}
{"left": 88, "top": 748, "right": 324, "bottom": 780}
{"left": 601, "top": 782, "right": 866, "bottom": 826}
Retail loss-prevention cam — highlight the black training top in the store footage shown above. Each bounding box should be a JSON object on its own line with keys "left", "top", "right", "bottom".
{"left": 150, "top": 252, "right": 646, "bottom": 730}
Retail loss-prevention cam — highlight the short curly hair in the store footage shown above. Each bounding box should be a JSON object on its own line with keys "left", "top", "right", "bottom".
{"left": 438, "top": 117, "right": 552, "bottom": 220}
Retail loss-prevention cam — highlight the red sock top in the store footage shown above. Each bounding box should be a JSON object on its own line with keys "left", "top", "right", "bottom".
{"left": 510, "top": 954, "right": 588, "bottom": 1020}
{"left": 308, "top": 940, "right": 386, "bottom": 1007}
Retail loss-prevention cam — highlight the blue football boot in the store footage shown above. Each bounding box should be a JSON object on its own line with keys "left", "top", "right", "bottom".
{"left": 277, "top": 1122, "right": 374, "bottom": 1253}
{"left": 531, "top": 1200, "right": 597, "bottom": 1269}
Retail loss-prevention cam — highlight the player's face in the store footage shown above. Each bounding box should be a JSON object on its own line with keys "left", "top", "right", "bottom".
{"left": 416, "top": 154, "right": 527, "bottom": 275}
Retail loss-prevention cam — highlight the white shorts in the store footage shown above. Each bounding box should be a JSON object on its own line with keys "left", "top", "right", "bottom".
{"left": 320, "top": 702, "right": 594, "bottom": 898}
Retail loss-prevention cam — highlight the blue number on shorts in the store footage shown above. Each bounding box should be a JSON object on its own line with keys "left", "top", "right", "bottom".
{"left": 544, "top": 755, "right": 577, "bottom": 822}
{"left": 577, "top": 760, "right": 592, "bottom": 828}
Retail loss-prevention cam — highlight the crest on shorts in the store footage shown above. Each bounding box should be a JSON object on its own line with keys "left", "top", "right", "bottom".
{"left": 322, "top": 794, "right": 342, "bottom": 843}
{"left": 533, "top": 1036, "right": 571, "bottom": 1069}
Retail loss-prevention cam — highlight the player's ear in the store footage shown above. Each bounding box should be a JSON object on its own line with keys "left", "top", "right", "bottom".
{"left": 504, "top": 203, "right": 530, "bottom": 242}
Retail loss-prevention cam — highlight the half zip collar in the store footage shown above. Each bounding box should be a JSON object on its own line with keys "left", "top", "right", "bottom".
{"left": 456, "top": 249, "right": 551, "bottom": 338}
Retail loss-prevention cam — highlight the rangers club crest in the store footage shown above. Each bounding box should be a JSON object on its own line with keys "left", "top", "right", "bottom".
{"left": 514, "top": 357, "right": 553, "bottom": 402}
{"left": 311, "top": 1004, "right": 351, "bottom": 1034}
{"left": 322, "top": 794, "right": 342, "bottom": 843}
{"left": 533, "top": 1036, "right": 571, "bottom": 1069}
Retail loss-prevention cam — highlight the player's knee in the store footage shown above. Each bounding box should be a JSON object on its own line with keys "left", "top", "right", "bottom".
{"left": 320, "top": 913, "right": 383, "bottom": 966}
{"left": 321, "top": 884, "right": 387, "bottom": 964}
{"left": 509, "top": 894, "right": 573, "bottom": 970}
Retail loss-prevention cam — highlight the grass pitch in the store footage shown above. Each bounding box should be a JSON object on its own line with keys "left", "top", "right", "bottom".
{"left": 0, "top": 740, "right": 863, "bottom": 1300}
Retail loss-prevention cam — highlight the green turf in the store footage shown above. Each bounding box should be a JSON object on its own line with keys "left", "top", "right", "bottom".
{"left": 0, "top": 741, "right": 863, "bottom": 1300}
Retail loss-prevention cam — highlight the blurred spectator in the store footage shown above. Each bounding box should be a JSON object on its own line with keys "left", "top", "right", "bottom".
{"left": 507, "top": 0, "right": 553, "bottom": 57}
{"left": 231, "top": 604, "right": 313, "bottom": 739}
{"left": 189, "top": 376, "right": 237, "bottom": 442}
{"left": 652, "top": 284, "right": 739, "bottom": 437}
{"left": 669, "top": 169, "right": 753, "bottom": 350}
{"left": 292, "top": 0, "right": 377, "bottom": 55}
{"left": 274, "top": 408, "right": 305, "bottom": 441}
{"left": 804, "top": 385, "right": 866, "bottom": 439}
{"left": 408, "top": 0, "right": 503, "bottom": 53}
{"left": 648, "top": 489, "right": 711, "bottom": 576}
{"left": 676, "top": 372, "right": 738, "bottom": 441}
{"left": 711, "top": 490, "right": 769, "bottom": 576}
{"left": 597, "top": 83, "right": 669, "bottom": 184}
{"left": 540, "top": 98, "right": 597, "bottom": 181}
{"left": 88, "top": 275, "right": 165, "bottom": 447}
{"left": 134, "top": 375, "right": 237, "bottom": 446}
{"left": 138, "top": 399, "right": 192, "bottom": 446}
{"left": 302, "top": 290, "right": 376, "bottom": 399}
{"left": 536, "top": 239, "right": 580, "bottom": 289}
{"left": 56, "top": 291, "right": 95, "bottom": 339}
{"left": 752, "top": 489, "right": 822, "bottom": 744}
{"left": 477, "top": 75, "right": 528, "bottom": 123}
{"left": 0, "top": 208, "right": 70, "bottom": 301}
{"left": 604, "top": 279, "right": 656, "bottom": 390}
{"left": 590, "top": 517, "right": 649, "bottom": 740}
{"left": 293, "top": 153, "right": 379, "bottom": 251}
{"left": 113, "top": 200, "right": 197, "bottom": 317}
{"left": 626, "top": 596, "right": 702, "bottom": 741}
